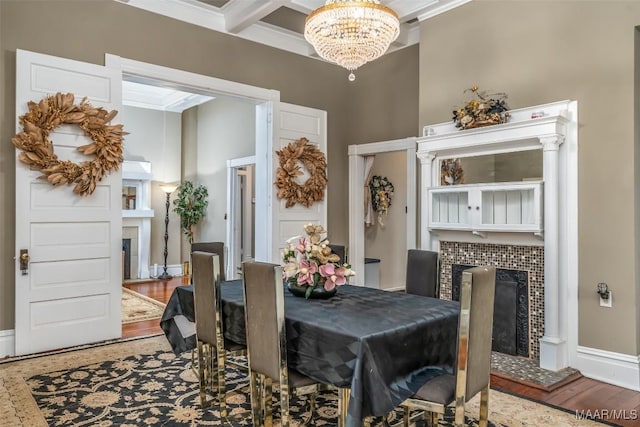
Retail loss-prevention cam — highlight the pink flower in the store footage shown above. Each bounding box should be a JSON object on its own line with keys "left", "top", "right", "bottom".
{"left": 321, "top": 264, "right": 348, "bottom": 291}
{"left": 296, "top": 260, "right": 318, "bottom": 286}
{"left": 296, "top": 237, "right": 308, "bottom": 255}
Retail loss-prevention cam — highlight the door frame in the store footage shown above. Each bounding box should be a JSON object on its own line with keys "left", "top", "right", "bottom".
{"left": 104, "top": 54, "right": 280, "bottom": 264}
{"left": 347, "top": 137, "right": 417, "bottom": 287}
{"left": 226, "top": 155, "right": 256, "bottom": 280}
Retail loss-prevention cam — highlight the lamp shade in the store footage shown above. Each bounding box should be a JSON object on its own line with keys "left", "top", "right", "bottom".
{"left": 160, "top": 183, "right": 179, "bottom": 194}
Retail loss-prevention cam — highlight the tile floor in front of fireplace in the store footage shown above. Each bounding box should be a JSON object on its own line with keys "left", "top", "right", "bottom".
{"left": 491, "top": 351, "right": 581, "bottom": 390}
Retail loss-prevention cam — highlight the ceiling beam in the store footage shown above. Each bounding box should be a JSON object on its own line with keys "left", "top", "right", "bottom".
{"left": 224, "top": 0, "right": 292, "bottom": 34}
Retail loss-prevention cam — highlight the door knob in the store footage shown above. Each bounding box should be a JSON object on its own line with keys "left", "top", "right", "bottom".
{"left": 19, "top": 249, "right": 29, "bottom": 275}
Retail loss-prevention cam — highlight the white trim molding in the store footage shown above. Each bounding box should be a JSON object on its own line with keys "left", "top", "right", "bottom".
{"left": 576, "top": 346, "right": 640, "bottom": 391}
{"left": 348, "top": 137, "right": 418, "bottom": 287}
{"left": 0, "top": 329, "right": 15, "bottom": 358}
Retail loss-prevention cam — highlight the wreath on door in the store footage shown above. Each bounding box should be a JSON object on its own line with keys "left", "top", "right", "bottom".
{"left": 12, "top": 92, "right": 127, "bottom": 196}
{"left": 274, "top": 137, "right": 328, "bottom": 208}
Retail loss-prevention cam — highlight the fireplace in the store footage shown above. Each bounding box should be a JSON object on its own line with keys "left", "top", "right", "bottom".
{"left": 122, "top": 238, "right": 132, "bottom": 280}
{"left": 452, "top": 264, "right": 529, "bottom": 357}
{"left": 440, "top": 241, "right": 544, "bottom": 360}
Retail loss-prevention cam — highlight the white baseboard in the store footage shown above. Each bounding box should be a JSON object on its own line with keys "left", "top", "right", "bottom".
{"left": 148, "top": 264, "right": 183, "bottom": 279}
{"left": 0, "top": 329, "right": 15, "bottom": 358}
{"left": 576, "top": 345, "right": 640, "bottom": 391}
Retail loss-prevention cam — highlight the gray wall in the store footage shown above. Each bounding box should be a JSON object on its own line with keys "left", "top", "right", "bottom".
{"left": 420, "top": 0, "right": 640, "bottom": 355}
{"left": 196, "top": 97, "right": 256, "bottom": 245}
{"left": 121, "top": 106, "right": 182, "bottom": 267}
{"left": 365, "top": 151, "right": 408, "bottom": 289}
{"left": 0, "top": 0, "right": 418, "bottom": 331}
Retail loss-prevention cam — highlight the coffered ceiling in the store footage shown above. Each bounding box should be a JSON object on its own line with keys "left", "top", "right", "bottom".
{"left": 118, "top": 0, "right": 471, "bottom": 60}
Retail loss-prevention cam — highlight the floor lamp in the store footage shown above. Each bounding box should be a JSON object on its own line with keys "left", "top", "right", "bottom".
{"left": 158, "top": 183, "right": 179, "bottom": 280}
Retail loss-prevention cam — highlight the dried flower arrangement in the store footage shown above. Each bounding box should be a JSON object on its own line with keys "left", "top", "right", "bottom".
{"left": 452, "top": 86, "right": 510, "bottom": 130}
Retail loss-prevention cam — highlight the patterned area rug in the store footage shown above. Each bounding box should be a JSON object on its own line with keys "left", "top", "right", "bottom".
{"left": 0, "top": 336, "right": 610, "bottom": 427}
{"left": 121, "top": 287, "right": 166, "bottom": 324}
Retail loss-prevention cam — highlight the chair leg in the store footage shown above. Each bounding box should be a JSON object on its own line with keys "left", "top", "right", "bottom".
{"left": 197, "top": 341, "right": 216, "bottom": 409}
{"left": 300, "top": 392, "right": 317, "bottom": 426}
{"left": 478, "top": 386, "right": 489, "bottom": 427}
{"left": 262, "top": 376, "right": 274, "bottom": 427}
{"left": 216, "top": 344, "right": 227, "bottom": 420}
{"left": 337, "top": 388, "right": 350, "bottom": 427}
{"left": 454, "top": 398, "right": 465, "bottom": 427}
{"left": 280, "top": 382, "right": 290, "bottom": 427}
{"left": 430, "top": 412, "right": 441, "bottom": 427}
{"left": 402, "top": 406, "right": 410, "bottom": 427}
{"left": 249, "top": 371, "right": 263, "bottom": 427}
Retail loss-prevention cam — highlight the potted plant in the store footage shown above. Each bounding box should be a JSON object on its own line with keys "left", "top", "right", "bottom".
{"left": 172, "top": 181, "right": 209, "bottom": 244}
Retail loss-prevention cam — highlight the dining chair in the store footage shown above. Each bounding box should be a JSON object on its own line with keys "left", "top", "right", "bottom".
{"left": 191, "top": 242, "right": 226, "bottom": 281}
{"left": 189, "top": 243, "right": 229, "bottom": 370}
{"left": 328, "top": 244, "right": 347, "bottom": 264}
{"left": 399, "top": 265, "right": 496, "bottom": 427}
{"left": 192, "top": 251, "right": 247, "bottom": 415}
{"left": 242, "top": 261, "right": 321, "bottom": 427}
{"left": 405, "top": 249, "right": 440, "bottom": 298}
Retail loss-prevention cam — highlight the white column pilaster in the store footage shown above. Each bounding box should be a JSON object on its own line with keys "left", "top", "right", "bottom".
{"left": 348, "top": 152, "right": 365, "bottom": 286}
{"left": 417, "top": 151, "right": 436, "bottom": 250}
{"left": 539, "top": 134, "right": 568, "bottom": 370}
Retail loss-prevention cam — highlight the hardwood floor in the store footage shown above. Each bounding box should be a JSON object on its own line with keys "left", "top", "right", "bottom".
{"left": 121, "top": 278, "right": 183, "bottom": 339}
{"left": 122, "top": 277, "right": 640, "bottom": 427}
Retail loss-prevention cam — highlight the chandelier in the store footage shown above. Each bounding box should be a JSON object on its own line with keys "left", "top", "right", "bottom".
{"left": 304, "top": 0, "right": 400, "bottom": 81}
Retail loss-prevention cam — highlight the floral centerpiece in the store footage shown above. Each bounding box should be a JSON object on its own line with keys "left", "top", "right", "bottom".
{"left": 452, "top": 85, "right": 510, "bottom": 130}
{"left": 282, "top": 224, "right": 355, "bottom": 299}
{"left": 369, "top": 175, "right": 394, "bottom": 226}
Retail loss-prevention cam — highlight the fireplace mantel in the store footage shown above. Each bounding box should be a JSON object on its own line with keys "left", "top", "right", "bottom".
{"left": 122, "top": 160, "right": 154, "bottom": 280}
{"left": 417, "top": 100, "right": 578, "bottom": 371}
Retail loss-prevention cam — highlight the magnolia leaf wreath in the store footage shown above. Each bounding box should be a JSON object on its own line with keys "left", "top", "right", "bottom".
{"left": 369, "top": 175, "right": 394, "bottom": 226}
{"left": 12, "top": 92, "right": 127, "bottom": 196}
{"left": 275, "top": 137, "right": 328, "bottom": 208}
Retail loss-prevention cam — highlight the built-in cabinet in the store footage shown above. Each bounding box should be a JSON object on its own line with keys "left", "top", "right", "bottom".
{"left": 428, "top": 180, "right": 543, "bottom": 235}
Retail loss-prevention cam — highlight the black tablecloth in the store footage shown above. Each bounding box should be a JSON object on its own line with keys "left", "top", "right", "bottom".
{"left": 160, "top": 281, "right": 460, "bottom": 426}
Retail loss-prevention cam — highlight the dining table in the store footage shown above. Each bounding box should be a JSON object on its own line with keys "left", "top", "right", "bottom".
{"left": 160, "top": 280, "right": 460, "bottom": 427}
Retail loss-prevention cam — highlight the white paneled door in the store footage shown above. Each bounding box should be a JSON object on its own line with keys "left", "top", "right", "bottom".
{"left": 271, "top": 103, "right": 327, "bottom": 262}
{"left": 14, "top": 49, "right": 122, "bottom": 355}
{"left": 254, "top": 102, "right": 327, "bottom": 263}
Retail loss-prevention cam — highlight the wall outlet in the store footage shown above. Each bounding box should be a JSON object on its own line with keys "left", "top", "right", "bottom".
{"left": 599, "top": 291, "right": 612, "bottom": 308}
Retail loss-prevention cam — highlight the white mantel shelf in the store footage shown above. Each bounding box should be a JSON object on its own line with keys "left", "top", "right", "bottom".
{"left": 417, "top": 99, "right": 578, "bottom": 372}
{"left": 419, "top": 100, "right": 571, "bottom": 158}
{"left": 122, "top": 209, "right": 155, "bottom": 218}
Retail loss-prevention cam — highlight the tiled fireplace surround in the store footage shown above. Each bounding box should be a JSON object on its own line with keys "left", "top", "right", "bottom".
{"left": 439, "top": 241, "right": 544, "bottom": 360}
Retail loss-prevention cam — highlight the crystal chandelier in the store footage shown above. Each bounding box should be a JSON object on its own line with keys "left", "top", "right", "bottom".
{"left": 304, "top": 0, "right": 400, "bottom": 81}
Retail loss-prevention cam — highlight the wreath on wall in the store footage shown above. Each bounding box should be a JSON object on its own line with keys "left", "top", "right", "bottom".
{"left": 12, "top": 92, "right": 127, "bottom": 196}
{"left": 275, "top": 137, "right": 328, "bottom": 208}
{"left": 441, "top": 158, "right": 465, "bottom": 185}
{"left": 369, "top": 175, "right": 394, "bottom": 226}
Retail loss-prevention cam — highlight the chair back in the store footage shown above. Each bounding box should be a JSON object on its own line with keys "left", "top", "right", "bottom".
{"left": 456, "top": 265, "right": 496, "bottom": 403}
{"left": 242, "top": 261, "right": 286, "bottom": 382}
{"left": 192, "top": 242, "right": 226, "bottom": 282}
{"left": 192, "top": 251, "right": 223, "bottom": 346}
{"left": 405, "top": 249, "right": 440, "bottom": 298}
{"left": 328, "top": 244, "right": 347, "bottom": 264}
